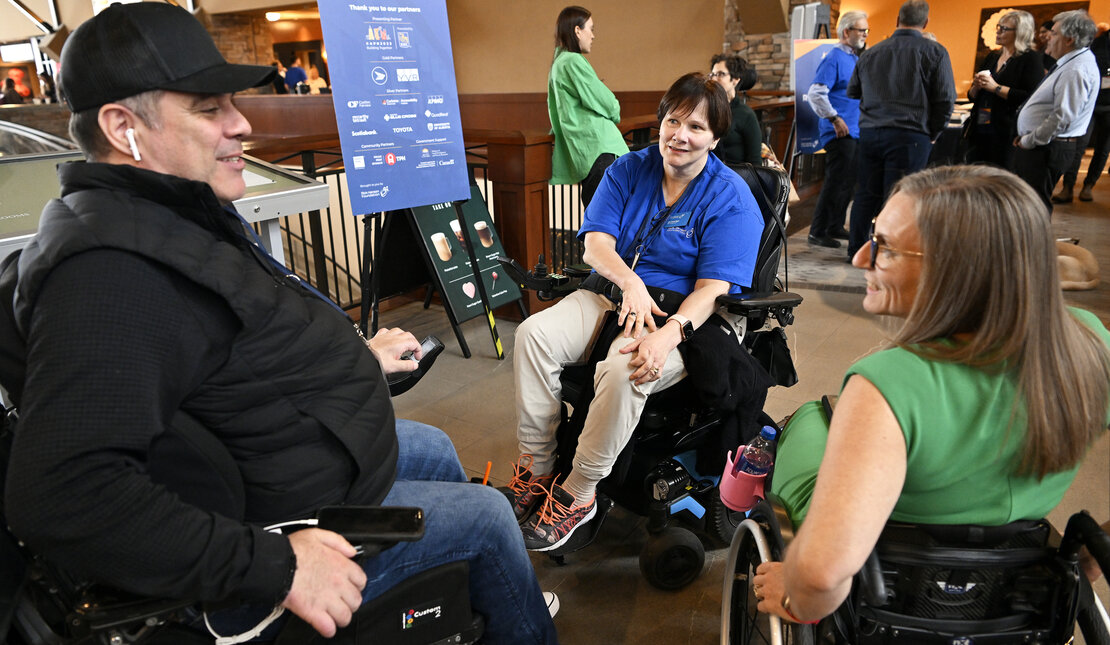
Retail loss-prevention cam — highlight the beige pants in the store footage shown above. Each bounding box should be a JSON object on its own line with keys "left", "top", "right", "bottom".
{"left": 514, "top": 290, "right": 686, "bottom": 498}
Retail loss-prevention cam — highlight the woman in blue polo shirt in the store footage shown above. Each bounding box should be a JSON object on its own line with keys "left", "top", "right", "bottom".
{"left": 503, "top": 73, "right": 765, "bottom": 551}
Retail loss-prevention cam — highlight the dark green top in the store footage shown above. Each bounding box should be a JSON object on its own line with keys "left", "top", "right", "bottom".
{"left": 713, "top": 95, "right": 762, "bottom": 167}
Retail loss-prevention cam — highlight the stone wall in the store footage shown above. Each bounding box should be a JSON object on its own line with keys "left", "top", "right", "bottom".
{"left": 197, "top": 10, "right": 276, "bottom": 94}
{"left": 723, "top": 0, "right": 841, "bottom": 90}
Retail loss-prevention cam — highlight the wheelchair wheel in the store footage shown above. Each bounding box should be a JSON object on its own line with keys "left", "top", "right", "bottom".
{"left": 721, "top": 516, "right": 814, "bottom": 645}
{"left": 1077, "top": 579, "right": 1110, "bottom": 645}
{"left": 707, "top": 487, "right": 746, "bottom": 546}
{"left": 639, "top": 526, "right": 706, "bottom": 591}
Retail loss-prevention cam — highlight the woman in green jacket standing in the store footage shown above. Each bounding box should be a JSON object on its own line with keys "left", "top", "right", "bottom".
{"left": 548, "top": 6, "right": 629, "bottom": 207}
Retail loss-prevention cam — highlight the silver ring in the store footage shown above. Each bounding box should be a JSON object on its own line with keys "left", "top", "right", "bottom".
{"left": 650, "top": 367, "right": 660, "bottom": 376}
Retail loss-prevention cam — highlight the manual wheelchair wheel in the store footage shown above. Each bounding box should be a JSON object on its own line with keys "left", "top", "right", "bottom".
{"left": 639, "top": 526, "right": 705, "bottom": 591}
{"left": 721, "top": 511, "right": 814, "bottom": 645}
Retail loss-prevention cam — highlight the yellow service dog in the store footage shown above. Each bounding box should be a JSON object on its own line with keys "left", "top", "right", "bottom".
{"left": 1057, "top": 240, "right": 1100, "bottom": 291}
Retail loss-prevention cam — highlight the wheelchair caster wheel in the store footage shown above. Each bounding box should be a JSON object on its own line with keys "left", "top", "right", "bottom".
{"left": 639, "top": 526, "right": 705, "bottom": 590}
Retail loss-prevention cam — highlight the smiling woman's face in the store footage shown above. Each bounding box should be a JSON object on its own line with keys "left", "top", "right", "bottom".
{"left": 657, "top": 100, "right": 718, "bottom": 177}
{"left": 851, "top": 192, "right": 924, "bottom": 318}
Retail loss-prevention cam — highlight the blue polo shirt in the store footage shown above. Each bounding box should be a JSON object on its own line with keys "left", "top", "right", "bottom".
{"left": 814, "top": 45, "right": 860, "bottom": 148}
{"left": 578, "top": 146, "right": 763, "bottom": 295}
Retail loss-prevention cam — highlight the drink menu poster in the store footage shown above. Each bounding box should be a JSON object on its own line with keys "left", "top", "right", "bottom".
{"left": 320, "top": 1, "right": 470, "bottom": 214}
{"left": 409, "top": 185, "right": 522, "bottom": 322}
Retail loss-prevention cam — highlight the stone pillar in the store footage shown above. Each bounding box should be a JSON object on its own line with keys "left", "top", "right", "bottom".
{"left": 723, "top": 0, "right": 841, "bottom": 91}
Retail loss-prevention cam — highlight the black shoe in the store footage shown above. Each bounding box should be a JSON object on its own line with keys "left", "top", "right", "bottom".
{"left": 807, "top": 235, "right": 841, "bottom": 249}
{"left": 829, "top": 227, "right": 850, "bottom": 240}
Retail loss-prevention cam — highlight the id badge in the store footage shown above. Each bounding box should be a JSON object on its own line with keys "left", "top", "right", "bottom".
{"left": 664, "top": 211, "right": 692, "bottom": 229}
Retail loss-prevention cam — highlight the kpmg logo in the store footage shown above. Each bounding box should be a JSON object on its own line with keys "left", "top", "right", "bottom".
{"left": 396, "top": 68, "right": 420, "bottom": 82}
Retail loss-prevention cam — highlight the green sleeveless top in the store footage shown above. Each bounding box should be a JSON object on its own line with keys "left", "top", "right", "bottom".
{"left": 772, "top": 308, "right": 1110, "bottom": 527}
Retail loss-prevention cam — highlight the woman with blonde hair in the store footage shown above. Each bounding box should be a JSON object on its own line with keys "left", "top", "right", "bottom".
{"left": 751, "top": 164, "right": 1110, "bottom": 622}
{"left": 967, "top": 10, "right": 1044, "bottom": 168}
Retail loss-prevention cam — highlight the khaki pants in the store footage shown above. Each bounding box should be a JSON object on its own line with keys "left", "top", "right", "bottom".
{"left": 514, "top": 290, "right": 686, "bottom": 488}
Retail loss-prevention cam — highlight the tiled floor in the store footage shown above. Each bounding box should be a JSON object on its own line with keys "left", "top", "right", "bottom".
{"left": 386, "top": 163, "right": 1109, "bottom": 644}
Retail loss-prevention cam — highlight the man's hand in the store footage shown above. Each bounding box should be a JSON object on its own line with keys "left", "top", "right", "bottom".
{"left": 832, "top": 116, "right": 850, "bottom": 138}
{"left": 281, "top": 529, "right": 367, "bottom": 638}
{"left": 367, "top": 327, "right": 422, "bottom": 375}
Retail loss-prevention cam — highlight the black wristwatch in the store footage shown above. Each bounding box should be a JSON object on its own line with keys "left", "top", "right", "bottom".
{"left": 667, "top": 315, "right": 694, "bottom": 342}
{"left": 826, "top": 115, "right": 840, "bottom": 123}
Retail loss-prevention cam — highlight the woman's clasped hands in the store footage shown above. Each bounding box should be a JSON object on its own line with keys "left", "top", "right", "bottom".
{"left": 616, "top": 275, "right": 675, "bottom": 385}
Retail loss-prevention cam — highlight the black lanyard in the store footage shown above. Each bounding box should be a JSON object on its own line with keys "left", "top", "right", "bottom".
{"left": 621, "top": 177, "right": 697, "bottom": 270}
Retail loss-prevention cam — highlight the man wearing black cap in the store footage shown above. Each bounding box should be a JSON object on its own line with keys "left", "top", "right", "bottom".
{"left": 2, "top": 3, "right": 557, "bottom": 644}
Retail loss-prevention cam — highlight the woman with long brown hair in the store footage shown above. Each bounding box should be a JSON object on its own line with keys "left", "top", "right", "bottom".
{"left": 753, "top": 164, "right": 1110, "bottom": 622}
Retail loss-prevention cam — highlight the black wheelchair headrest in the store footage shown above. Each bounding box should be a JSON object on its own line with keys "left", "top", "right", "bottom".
{"left": 736, "top": 66, "right": 758, "bottom": 93}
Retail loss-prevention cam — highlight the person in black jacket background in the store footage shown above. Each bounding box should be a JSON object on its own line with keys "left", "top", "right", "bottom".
{"left": 967, "top": 10, "right": 1044, "bottom": 170}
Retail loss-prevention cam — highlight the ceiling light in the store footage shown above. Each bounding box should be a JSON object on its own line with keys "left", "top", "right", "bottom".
{"left": 266, "top": 12, "right": 281, "bottom": 22}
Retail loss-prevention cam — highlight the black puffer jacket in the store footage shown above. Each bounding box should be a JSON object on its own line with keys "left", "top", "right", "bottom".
{"left": 6, "top": 162, "right": 396, "bottom": 604}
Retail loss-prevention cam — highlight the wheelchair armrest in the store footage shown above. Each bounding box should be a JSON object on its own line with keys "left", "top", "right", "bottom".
{"left": 495, "top": 256, "right": 577, "bottom": 301}
{"left": 386, "top": 336, "right": 445, "bottom": 397}
{"left": 563, "top": 264, "right": 592, "bottom": 278}
{"left": 717, "top": 291, "right": 804, "bottom": 318}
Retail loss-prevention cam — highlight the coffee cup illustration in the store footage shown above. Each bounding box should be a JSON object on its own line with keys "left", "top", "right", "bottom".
{"left": 449, "top": 220, "right": 469, "bottom": 251}
{"left": 474, "top": 221, "right": 494, "bottom": 248}
{"left": 431, "top": 232, "right": 452, "bottom": 261}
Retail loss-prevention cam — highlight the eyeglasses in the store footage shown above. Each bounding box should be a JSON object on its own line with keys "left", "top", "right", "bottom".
{"left": 868, "top": 218, "right": 924, "bottom": 269}
{"left": 995, "top": 25, "right": 1016, "bottom": 32}
{"left": 707, "top": 71, "right": 729, "bottom": 79}
{"left": 848, "top": 28, "right": 870, "bottom": 34}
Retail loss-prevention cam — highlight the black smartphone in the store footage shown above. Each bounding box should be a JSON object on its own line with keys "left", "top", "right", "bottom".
{"left": 316, "top": 506, "right": 425, "bottom": 543}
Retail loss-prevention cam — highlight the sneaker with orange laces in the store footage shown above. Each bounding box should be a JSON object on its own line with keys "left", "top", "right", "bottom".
{"left": 497, "top": 455, "right": 556, "bottom": 523}
{"left": 521, "top": 483, "right": 597, "bottom": 552}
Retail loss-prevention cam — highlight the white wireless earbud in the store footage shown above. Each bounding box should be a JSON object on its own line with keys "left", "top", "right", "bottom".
{"left": 125, "top": 127, "right": 141, "bottom": 162}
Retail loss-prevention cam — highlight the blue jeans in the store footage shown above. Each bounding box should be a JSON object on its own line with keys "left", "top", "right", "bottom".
{"left": 848, "top": 128, "right": 933, "bottom": 257}
{"left": 363, "top": 420, "right": 558, "bottom": 645}
{"left": 209, "top": 421, "right": 557, "bottom": 644}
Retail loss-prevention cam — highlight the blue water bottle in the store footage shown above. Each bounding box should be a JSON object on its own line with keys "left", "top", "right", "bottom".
{"left": 734, "top": 425, "right": 777, "bottom": 476}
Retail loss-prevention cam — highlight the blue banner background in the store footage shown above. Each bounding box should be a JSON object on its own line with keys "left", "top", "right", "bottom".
{"left": 320, "top": 1, "right": 470, "bottom": 214}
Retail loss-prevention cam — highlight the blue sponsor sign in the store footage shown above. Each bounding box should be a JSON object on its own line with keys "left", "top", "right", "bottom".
{"left": 320, "top": 1, "right": 470, "bottom": 214}
{"left": 794, "top": 39, "right": 837, "bottom": 154}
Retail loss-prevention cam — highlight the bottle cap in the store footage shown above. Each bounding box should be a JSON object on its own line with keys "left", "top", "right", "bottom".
{"left": 760, "top": 425, "right": 778, "bottom": 441}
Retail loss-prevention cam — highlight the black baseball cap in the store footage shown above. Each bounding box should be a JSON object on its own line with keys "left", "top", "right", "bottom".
{"left": 58, "top": 2, "right": 276, "bottom": 112}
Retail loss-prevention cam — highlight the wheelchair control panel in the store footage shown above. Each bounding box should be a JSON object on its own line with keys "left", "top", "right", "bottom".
{"left": 495, "top": 255, "right": 578, "bottom": 301}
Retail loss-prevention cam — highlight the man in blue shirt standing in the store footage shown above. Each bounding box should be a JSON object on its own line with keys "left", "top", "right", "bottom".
{"left": 805, "top": 10, "right": 869, "bottom": 250}
{"left": 1014, "top": 10, "right": 1101, "bottom": 212}
{"left": 846, "top": 0, "right": 955, "bottom": 260}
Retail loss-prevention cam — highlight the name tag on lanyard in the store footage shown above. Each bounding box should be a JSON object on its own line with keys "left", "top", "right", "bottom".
{"left": 664, "top": 211, "right": 692, "bottom": 229}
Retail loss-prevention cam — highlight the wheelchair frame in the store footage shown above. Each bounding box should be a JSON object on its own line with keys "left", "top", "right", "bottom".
{"left": 721, "top": 498, "right": 1110, "bottom": 645}
{"left": 497, "top": 163, "right": 803, "bottom": 590}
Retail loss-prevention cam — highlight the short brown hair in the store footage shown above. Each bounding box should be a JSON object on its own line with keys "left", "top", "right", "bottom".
{"left": 656, "top": 73, "right": 731, "bottom": 140}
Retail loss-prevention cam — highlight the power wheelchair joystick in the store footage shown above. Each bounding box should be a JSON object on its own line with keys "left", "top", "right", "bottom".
{"left": 495, "top": 255, "right": 577, "bottom": 301}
